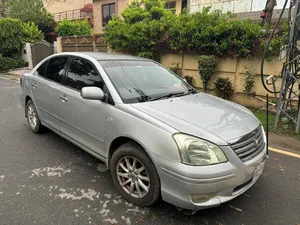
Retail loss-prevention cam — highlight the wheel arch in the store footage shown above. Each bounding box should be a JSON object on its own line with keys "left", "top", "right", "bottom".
{"left": 25, "top": 96, "right": 32, "bottom": 117}
{"left": 107, "top": 136, "right": 155, "bottom": 169}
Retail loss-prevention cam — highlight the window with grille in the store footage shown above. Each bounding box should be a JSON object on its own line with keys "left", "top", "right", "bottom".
{"left": 102, "top": 3, "right": 115, "bottom": 27}
{"left": 165, "top": 1, "right": 176, "bottom": 13}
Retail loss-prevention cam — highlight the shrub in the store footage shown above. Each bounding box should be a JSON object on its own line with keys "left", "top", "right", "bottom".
{"left": 258, "top": 19, "right": 289, "bottom": 58}
{"left": 197, "top": 55, "right": 217, "bottom": 92}
{"left": 214, "top": 77, "right": 234, "bottom": 100}
{"left": 22, "top": 22, "right": 44, "bottom": 43}
{"left": 105, "top": 0, "right": 175, "bottom": 59}
{"left": 0, "top": 55, "right": 27, "bottom": 72}
{"left": 55, "top": 19, "right": 92, "bottom": 36}
{"left": 0, "top": 18, "right": 44, "bottom": 55}
{"left": 168, "top": 10, "right": 263, "bottom": 57}
{"left": 243, "top": 66, "right": 256, "bottom": 95}
{"left": 0, "top": 18, "right": 24, "bottom": 55}
{"left": 184, "top": 75, "right": 195, "bottom": 87}
{"left": 105, "top": 4, "right": 264, "bottom": 58}
{"left": 137, "top": 52, "right": 156, "bottom": 60}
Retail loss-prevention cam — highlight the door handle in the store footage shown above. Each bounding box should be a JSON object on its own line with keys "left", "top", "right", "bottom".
{"left": 60, "top": 95, "right": 68, "bottom": 102}
{"left": 32, "top": 83, "right": 37, "bottom": 89}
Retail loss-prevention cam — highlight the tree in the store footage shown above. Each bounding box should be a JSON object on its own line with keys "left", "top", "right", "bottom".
{"left": 0, "top": 0, "right": 8, "bottom": 17}
{"left": 7, "top": 0, "right": 54, "bottom": 33}
{"left": 106, "top": 3, "right": 262, "bottom": 59}
{"left": 22, "top": 21, "right": 44, "bottom": 43}
{"left": 55, "top": 19, "right": 92, "bottom": 36}
{"left": 0, "top": 18, "right": 43, "bottom": 55}
{"left": 105, "top": 0, "right": 175, "bottom": 60}
{"left": 0, "top": 18, "right": 24, "bottom": 55}
{"left": 262, "top": 0, "right": 277, "bottom": 25}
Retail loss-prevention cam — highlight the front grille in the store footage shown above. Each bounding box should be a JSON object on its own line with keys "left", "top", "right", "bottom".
{"left": 230, "top": 126, "right": 265, "bottom": 162}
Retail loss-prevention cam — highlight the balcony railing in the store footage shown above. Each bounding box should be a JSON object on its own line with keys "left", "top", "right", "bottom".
{"left": 54, "top": 9, "right": 93, "bottom": 22}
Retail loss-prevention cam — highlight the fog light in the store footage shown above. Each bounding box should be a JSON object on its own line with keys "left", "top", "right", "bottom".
{"left": 190, "top": 194, "right": 215, "bottom": 203}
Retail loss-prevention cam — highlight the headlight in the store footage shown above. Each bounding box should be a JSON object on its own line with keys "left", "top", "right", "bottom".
{"left": 173, "top": 134, "right": 228, "bottom": 166}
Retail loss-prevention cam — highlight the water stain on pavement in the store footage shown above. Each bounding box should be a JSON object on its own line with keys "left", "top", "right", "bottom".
{"left": 20, "top": 164, "right": 149, "bottom": 224}
{"left": 29, "top": 166, "right": 71, "bottom": 178}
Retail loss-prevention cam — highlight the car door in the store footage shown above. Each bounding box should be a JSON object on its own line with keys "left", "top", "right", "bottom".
{"left": 30, "top": 56, "right": 69, "bottom": 131}
{"left": 59, "top": 57, "right": 107, "bottom": 157}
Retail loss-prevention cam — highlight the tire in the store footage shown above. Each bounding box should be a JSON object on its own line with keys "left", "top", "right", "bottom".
{"left": 26, "top": 100, "right": 43, "bottom": 133}
{"left": 110, "top": 142, "right": 160, "bottom": 207}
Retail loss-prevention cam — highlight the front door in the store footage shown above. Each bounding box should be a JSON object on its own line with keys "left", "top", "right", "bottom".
{"left": 31, "top": 56, "right": 68, "bottom": 131}
{"left": 59, "top": 58, "right": 107, "bottom": 157}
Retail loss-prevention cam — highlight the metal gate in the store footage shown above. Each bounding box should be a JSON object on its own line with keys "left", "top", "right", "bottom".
{"left": 30, "top": 41, "right": 52, "bottom": 67}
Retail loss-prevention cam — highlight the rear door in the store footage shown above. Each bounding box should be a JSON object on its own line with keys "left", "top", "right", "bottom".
{"left": 59, "top": 57, "right": 107, "bottom": 157}
{"left": 30, "top": 56, "right": 69, "bottom": 131}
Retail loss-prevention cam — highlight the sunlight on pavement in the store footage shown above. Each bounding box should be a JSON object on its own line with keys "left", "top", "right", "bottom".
{"left": 269, "top": 147, "right": 300, "bottom": 159}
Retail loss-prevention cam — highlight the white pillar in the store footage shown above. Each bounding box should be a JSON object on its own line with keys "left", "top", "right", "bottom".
{"left": 26, "top": 43, "right": 33, "bottom": 69}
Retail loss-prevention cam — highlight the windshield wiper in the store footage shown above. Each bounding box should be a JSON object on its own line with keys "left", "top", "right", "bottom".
{"left": 147, "top": 92, "right": 186, "bottom": 102}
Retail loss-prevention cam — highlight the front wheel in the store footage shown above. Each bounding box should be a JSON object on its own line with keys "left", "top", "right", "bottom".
{"left": 26, "top": 100, "right": 43, "bottom": 133}
{"left": 110, "top": 142, "right": 160, "bottom": 207}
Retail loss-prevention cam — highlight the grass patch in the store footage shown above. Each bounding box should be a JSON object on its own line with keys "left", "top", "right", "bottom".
{"left": 248, "top": 107, "right": 276, "bottom": 130}
{"left": 248, "top": 107, "right": 299, "bottom": 138}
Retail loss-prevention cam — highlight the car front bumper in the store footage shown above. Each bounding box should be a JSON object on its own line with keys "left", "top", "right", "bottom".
{"left": 156, "top": 145, "right": 267, "bottom": 211}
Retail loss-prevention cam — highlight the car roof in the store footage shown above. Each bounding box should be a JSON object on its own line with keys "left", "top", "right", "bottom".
{"left": 54, "top": 52, "right": 149, "bottom": 61}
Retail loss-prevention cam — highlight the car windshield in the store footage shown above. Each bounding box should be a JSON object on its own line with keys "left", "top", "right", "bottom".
{"left": 99, "top": 60, "right": 191, "bottom": 103}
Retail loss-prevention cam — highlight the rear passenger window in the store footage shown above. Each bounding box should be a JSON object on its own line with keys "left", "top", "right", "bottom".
{"left": 66, "top": 58, "right": 104, "bottom": 91}
{"left": 44, "top": 57, "right": 68, "bottom": 83}
{"left": 36, "top": 61, "right": 48, "bottom": 77}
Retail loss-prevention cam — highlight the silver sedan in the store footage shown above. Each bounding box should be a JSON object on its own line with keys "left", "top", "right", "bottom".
{"left": 20, "top": 52, "right": 267, "bottom": 212}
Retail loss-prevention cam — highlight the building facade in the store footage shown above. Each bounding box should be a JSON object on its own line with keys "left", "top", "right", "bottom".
{"left": 189, "top": 0, "right": 286, "bottom": 14}
{"left": 44, "top": 0, "right": 93, "bottom": 14}
{"left": 44, "top": 0, "right": 93, "bottom": 21}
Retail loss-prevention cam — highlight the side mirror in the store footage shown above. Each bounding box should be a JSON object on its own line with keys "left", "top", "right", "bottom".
{"left": 81, "top": 87, "right": 104, "bottom": 100}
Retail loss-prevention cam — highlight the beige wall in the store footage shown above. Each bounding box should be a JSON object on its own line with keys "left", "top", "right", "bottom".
{"left": 93, "top": 0, "right": 130, "bottom": 33}
{"left": 44, "top": 0, "right": 92, "bottom": 14}
{"left": 161, "top": 54, "right": 283, "bottom": 108}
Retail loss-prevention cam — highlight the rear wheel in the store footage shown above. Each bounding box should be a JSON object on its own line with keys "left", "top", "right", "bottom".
{"left": 110, "top": 142, "right": 160, "bottom": 207}
{"left": 26, "top": 100, "right": 43, "bottom": 133}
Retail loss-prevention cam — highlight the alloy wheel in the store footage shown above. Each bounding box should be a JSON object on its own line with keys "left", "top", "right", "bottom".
{"left": 28, "top": 105, "right": 37, "bottom": 128}
{"left": 116, "top": 156, "right": 150, "bottom": 199}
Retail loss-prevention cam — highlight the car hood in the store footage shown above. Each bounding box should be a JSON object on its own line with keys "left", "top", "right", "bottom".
{"left": 131, "top": 93, "right": 260, "bottom": 145}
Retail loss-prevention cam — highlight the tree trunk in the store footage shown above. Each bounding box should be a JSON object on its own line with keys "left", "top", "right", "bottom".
{"left": 263, "top": 0, "right": 277, "bottom": 24}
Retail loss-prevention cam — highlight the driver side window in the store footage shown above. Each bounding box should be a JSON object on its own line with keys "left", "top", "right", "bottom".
{"left": 66, "top": 58, "right": 104, "bottom": 91}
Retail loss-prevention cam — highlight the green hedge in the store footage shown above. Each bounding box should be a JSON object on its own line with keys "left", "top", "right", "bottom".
{"left": 55, "top": 19, "right": 92, "bottom": 36}
{"left": 0, "top": 18, "right": 44, "bottom": 55}
{"left": 105, "top": 0, "right": 174, "bottom": 60}
{"left": 197, "top": 55, "right": 217, "bottom": 92}
{"left": 105, "top": 0, "right": 286, "bottom": 59}
{"left": 22, "top": 21, "right": 44, "bottom": 44}
{"left": 0, "top": 55, "right": 27, "bottom": 72}
{"left": 0, "top": 18, "right": 25, "bottom": 54}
